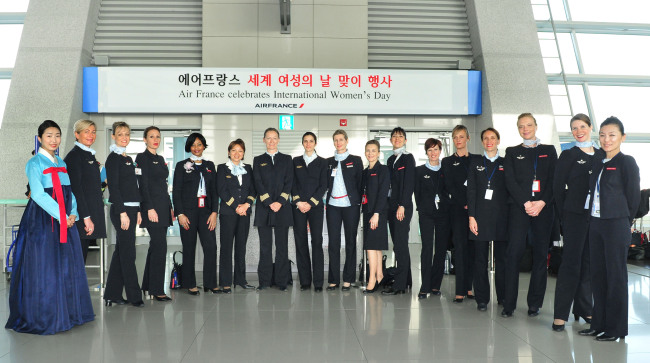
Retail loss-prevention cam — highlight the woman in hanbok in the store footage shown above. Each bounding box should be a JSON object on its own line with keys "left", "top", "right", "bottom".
{"left": 6, "top": 120, "right": 94, "bottom": 335}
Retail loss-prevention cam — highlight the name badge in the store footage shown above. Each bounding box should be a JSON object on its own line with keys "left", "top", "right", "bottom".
{"left": 331, "top": 168, "right": 337, "bottom": 177}
{"left": 485, "top": 189, "right": 493, "bottom": 200}
{"left": 532, "top": 180, "right": 540, "bottom": 193}
{"left": 361, "top": 195, "right": 368, "bottom": 205}
{"left": 135, "top": 168, "right": 142, "bottom": 175}
{"left": 198, "top": 197, "right": 205, "bottom": 208}
{"left": 584, "top": 193, "right": 590, "bottom": 209}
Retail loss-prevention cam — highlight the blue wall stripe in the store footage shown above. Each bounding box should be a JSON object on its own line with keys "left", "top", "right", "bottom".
{"left": 467, "top": 70, "right": 482, "bottom": 115}
{"left": 82, "top": 67, "right": 98, "bottom": 113}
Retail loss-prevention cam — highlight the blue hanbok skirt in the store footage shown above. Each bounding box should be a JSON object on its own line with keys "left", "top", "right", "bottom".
{"left": 5, "top": 186, "right": 95, "bottom": 335}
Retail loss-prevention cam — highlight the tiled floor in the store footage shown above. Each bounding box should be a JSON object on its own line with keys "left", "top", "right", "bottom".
{"left": 1, "top": 245, "right": 649, "bottom": 363}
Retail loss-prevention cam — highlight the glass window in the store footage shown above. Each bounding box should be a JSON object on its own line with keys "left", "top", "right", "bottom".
{"left": 577, "top": 34, "right": 650, "bottom": 76}
{"left": 589, "top": 86, "right": 650, "bottom": 133}
{"left": 568, "top": 0, "right": 650, "bottom": 23}
{"left": 0, "top": 1, "right": 30, "bottom": 12}
{"left": 0, "top": 24, "right": 23, "bottom": 68}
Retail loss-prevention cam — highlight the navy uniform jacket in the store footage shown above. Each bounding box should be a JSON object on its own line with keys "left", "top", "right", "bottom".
{"left": 553, "top": 146, "right": 597, "bottom": 219}
{"left": 588, "top": 151, "right": 640, "bottom": 224}
{"left": 253, "top": 152, "right": 293, "bottom": 227}
{"left": 106, "top": 152, "right": 141, "bottom": 214}
{"left": 292, "top": 155, "right": 327, "bottom": 208}
{"left": 361, "top": 162, "right": 390, "bottom": 216}
{"left": 442, "top": 153, "right": 477, "bottom": 207}
{"left": 414, "top": 164, "right": 449, "bottom": 216}
{"left": 467, "top": 155, "right": 509, "bottom": 241}
{"left": 172, "top": 158, "right": 218, "bottom": 217}
{"left": 136, "top": 149, "right": 173, "bottom": 228}
{"left": 216, "top": 163, "right": 256, "bottom": 216}
{"left": 326, "top": 154, "right": 364, "bottom": 206}
{"left": 504, "top": 144, "right": 557, "bottom": 209}
{"left": 387, "top": 153, "right": 416, "bottom": 210}
{"left": 64, "top": 145, "right": 107, "bottom": 239}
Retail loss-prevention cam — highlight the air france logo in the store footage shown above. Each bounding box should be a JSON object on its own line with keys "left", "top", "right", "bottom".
{"left": 255, "top": 103, "right": 305, "bottom": 109}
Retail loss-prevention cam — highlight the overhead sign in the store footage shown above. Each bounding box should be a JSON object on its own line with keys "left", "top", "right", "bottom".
{"left": 83, "top": 67, "right": 481, "bottom": 115}
{"left": 279, "top": 115, "right": 294, "bottom": 130}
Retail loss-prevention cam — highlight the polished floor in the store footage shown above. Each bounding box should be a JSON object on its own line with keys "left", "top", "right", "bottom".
{"left": 1, "top": 245, "right": 649, "bottom": 363}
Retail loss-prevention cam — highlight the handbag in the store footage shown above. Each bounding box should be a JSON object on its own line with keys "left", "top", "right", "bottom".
{"left": 170, "top": 251, "right": 183, "bottom": 289}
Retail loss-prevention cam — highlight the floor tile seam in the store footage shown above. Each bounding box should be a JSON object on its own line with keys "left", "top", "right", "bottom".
{"left": 343, "top": 309, "right": 369, "bottom": 362}
{"left": 177, "top": 304, "right": 214, "bottom": 363}
{"left": 490, "top": 316, "right": 556, "bottom": 361}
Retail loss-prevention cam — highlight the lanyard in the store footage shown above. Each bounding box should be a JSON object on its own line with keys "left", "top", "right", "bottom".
{"left": 533, "top": 151, "right": 539, "bottom": 179}
{"left": 483, "top": 156, "right": 497, "bottom": 189}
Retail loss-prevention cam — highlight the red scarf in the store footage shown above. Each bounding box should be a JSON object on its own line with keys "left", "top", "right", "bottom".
{"left": 43, "top": 167, "right": 68, "bottom": 243}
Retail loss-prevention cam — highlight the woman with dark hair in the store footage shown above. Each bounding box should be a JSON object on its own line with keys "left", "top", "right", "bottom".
{"left": 442, "top": 124, "right": 477, "bottom": 302}
{"left": 6, "top": 120, "right": 94, "bottom": 334}
{"left": 253, "top": 128, "right": 294, "bottom": 291}
{"left": 415, "top": 138, "right": 450, "bottom": 299}
{"left": 502, "top": 113, "right": 557, "bottom": 318}
{"left": 383, "top": 127, "right": 416, "bottom": 296}
{"left": 137, "top": 126, "right": 173, "bottom": 301}
{"left": 292, "top": 132, "right": 328, "bottom": 292}
{"left": 551, "top": 113, "right": 595, "bottom": 331}
{"left": 104, "top": 121, "right": 144, "bottom": 307}
{"left": 579, "top": 117, "right": 640, "bottom": 341}
{"left": 326, "top": 129, "right": 363, "bottom": 291}
{"left": 467, "top": 128, "right": 508, "bottom": 311}
{"left": 64, "top": 119, "right": 106, "bottom": 262}
{"left": 172, "top": 132, "right": 219, "bottom": 295}
{"left": 217, "top": 138, "right": 256, "bottom": 292}
{"left": 361, "top": 140, "right": 389, "bottom": 293}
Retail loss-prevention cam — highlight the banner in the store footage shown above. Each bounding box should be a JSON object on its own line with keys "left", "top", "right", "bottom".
{"left": 83, "top": 67, "right": 481, "bottom": 115}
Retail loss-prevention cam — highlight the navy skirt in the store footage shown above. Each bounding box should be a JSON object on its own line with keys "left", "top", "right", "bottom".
{"left": 5, "top": 186, "right": 95, "bottom": 335}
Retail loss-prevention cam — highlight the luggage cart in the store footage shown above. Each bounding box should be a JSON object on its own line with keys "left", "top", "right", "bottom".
{"left": 5, "top": 225, "right": 19, "bottom": 280}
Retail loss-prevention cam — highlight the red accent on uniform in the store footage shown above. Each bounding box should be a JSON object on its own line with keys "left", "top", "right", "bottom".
{"left": 43, "top": 167, "right": 68, "bottom": 243}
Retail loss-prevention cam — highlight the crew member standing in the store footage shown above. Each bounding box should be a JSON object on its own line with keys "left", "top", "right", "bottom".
{"left": 383, "top": 127, "right": 415, "bottom": 295}
{"left": 551, "top": 113, "right": 596, "bottom": 331}
{"left": 502, "top": 113, "right": 557, "bottom": 318}
{"left": 579, "top": 116, "right": 640, "bottom": 341}
{"left": 326, "top": 130, "right": 363, "bottom": 291}
{"left": 253, "top": 128, "right": 293, "bottom": 291}
{"left": 467, "top": 128, "right": 508, "bottom": 311}
{"left": 292, "top": 132, "right": 328, "bottom": 292}
{"left": 442, "top": 124, "right": 477, "bottom": 302}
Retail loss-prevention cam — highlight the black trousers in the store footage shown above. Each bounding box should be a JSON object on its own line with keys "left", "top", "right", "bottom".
{"left": 473, "top": 240, "right": 507, "bottom": 305}
{"left": 388, "top": 206, "right": 412, "bottom": 290}
{"left": 105, "top": 206, "right": 141, "bottom": 302}
{"left": 426, "top": 213, "right": 451, "bottom": 291}
{"left": 179, "top": 209, "right": 217, "bottom": 289}
{"left": 293, "top": 206, "right": 325, "bottom": 288}
{"left": 503, "top": 204, "right": 554, "bottom": 312}
{"left": 326, "top": 205, "right": 360, "bottom": 285}
{"left": 553, "top": 211, "right": 592, "bottom": 321}
{"left": 76, "top": 235, "right": 91, "bottom": 263}
{"left": 450, "top": 205, "right": 474, "bottom": 296}
{"left": 589, "top": 217, "right": 630, "bottom": 337}
{"left": 257, "top": 226, "right": 290, "bottom": 288}
{"left": 141, "top": 225, "right": 167, "bottom": 296}
{"left": 219, "top": 213, "right": 251, "bottom": 287}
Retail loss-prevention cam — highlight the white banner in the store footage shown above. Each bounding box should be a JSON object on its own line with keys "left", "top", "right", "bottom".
{"left": 83, "top": 67, "right": 481, "bottom": 115}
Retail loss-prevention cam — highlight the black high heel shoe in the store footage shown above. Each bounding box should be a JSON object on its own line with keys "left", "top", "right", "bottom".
{"left": 204, "top": 287, "right": 222, "bottom": 294}
{"left": 104, "top": 298, "right": 127, "bottom": 307}
{"left": 154, "top": 295, "right": 172, "bottom": 302}
{"left": 417, "top": 292, "right": 428, "bottom": 299}
{"left": 188, "top": 288, "right": 200, "bottom": 296}
{"left": 221, "top": 287, "right": 232, "bottom": 294}
{"left": 595, "top": 335, "right": 623, "bottom": 342}
{"left": 574, "top": 314, "right": 592, "bottom": 324}
{"left": 363, "top": 282, "right": 379, "bottom": 294}
{"left": 131, "top": 301, "right": 145, "bottom": 307}
{"left": 552, "top": 323, "right": 565, "bottom": 332}
{"left": 236, "top": 283, "right": 255, "bottom": 289}
{"left": 326, "top": 284, "right": 339, "bottom": 291}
